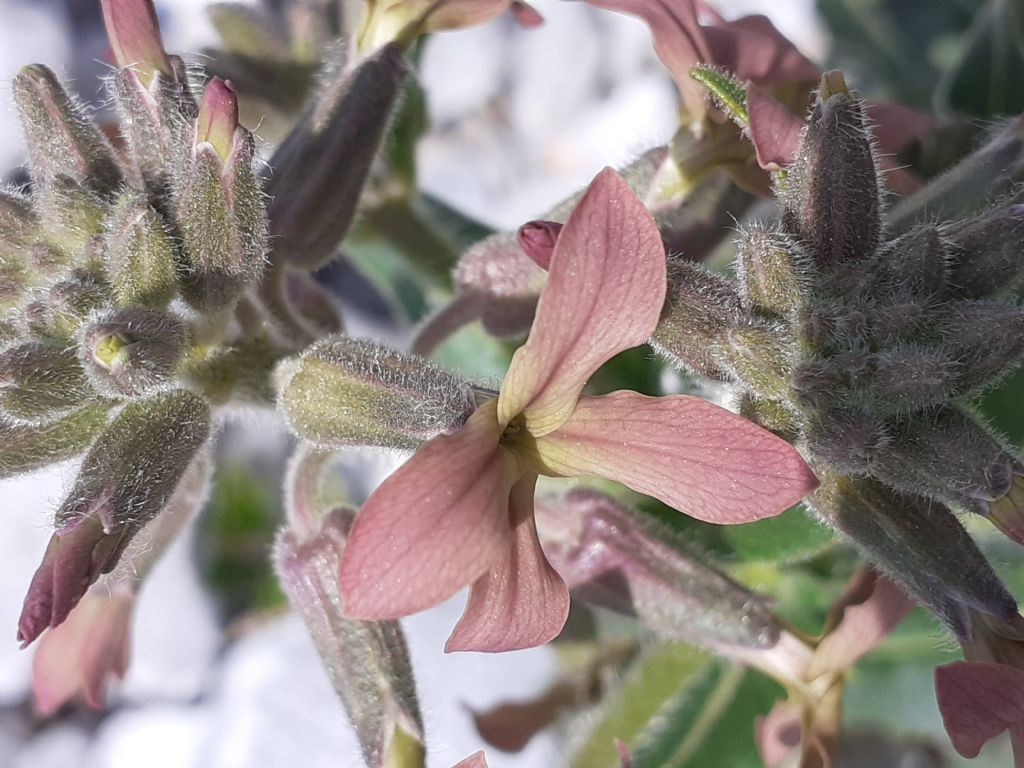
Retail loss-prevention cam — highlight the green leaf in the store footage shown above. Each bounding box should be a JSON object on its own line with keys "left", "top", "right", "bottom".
{"left": 723, "top": 504, "right": 836, "bottom": 564}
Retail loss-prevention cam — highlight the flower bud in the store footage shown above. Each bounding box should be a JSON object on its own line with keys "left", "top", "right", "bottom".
{"left": 11, "top": 65, "right": 122, "bottom": 197}
{"left": 869, "top": 406, "right": 1020, "bottom": 516}
{"left": 0, "top": 188, "right": 38, "bottom": 273}
{"left": 22, "top": 270, "right": 109, "bottom": 341}
{"left": 104, "top": 193, "right": 178, "bottom": 308}
{"left": 0, "top": 404, "right": 109, "bottom": 480}
{"left": 79, "top": 308, "right": 189, "bottom": 398}
{"left": 938, "top": 301, "right": 1024, "bottom": 393}
{"left": 650, "top": 260, "right": 746, "bottom": 380}
{"left": 736, "top": 225, "right": 803, "bottom": 316}
{"left": 517, "top": 220, "right": 562, "bottom": 270}
{"left": 267, "top": 43, "right": 408, "bottom": 269}
{"left": 17, "top": 389, "right": 211, "bottom": 646}
{"left": 809, "top": 471, "right": 1017, "bottom": 640}
{"left": 100, "top": 0, "right": 173, "bottom": 87}
{"left": 805, "top": 407, "right": 886, "bottom": 475}
{"left": 537, "top": 489, "right": 781, "bottom": 651}
{"left": 35, "top": 176, "right": 107, "bottom": 255}
{"left": 0, "top": 342, "right": 92, "bottom": 423}
{"left": 869, "top": 224, "right": 946, "bottom": 298}
{"left": 865, "top": 344, "right": 958, "bottom": 413}
{"left": 196, "top": 78, "right": 239, "bottom": 163}
{"left": 713, "top": 321, "right": 794, "bottom": 401}
{"left": 453, "top": 233, "right": 545, "bottom": 338}
{"left": 175, "top": 121, "right": 266, "bottom": 311}
{"left": 945, "top": 201, "right": 1024, "bottom": 299}
{"left": 781, "top": 71, "right": 881, "bottom": 278}
{"left": 277, "top": 336, "right": 477, "bottom": 450}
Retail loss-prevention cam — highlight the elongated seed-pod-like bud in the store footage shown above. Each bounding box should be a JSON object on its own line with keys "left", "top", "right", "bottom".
{"left": 736, "top": 226, "right": 804, "bottom": 316}
{"left": 869, "top": 406, "right": 1020, "bottom": 515}
{"left": 864, "top": 344, "right": 958, "bottom": 413}
{"left": 0, "top": 403, "right": 109, "bottom": 480}
{"left": 267, "top": 43, "right": 408, "bottom": 269}
{"left": 175, "top": 131, "right": 266, "bottom": 311}
{"left": 781, "top": 71, "right": 882, "bottom": 277}
{"left": 650, "top": 260, "right": 747, "bottom": 380}
{"left": 0, "top": 188, "right": 38, "bottom": 267}
{"left": 805, "top": 407, "right": 887, "bottom": 475}
{"left": 944, "top": 200, "right": 1024, "bottom": 300}
{"left": 537, "top": 489, "right": 782, "bottom": 651}
{"left": 22, "top": 271, "right": 109, "bottom": 341}
{"left": 105, "top": 193, "right": 179, "bottom": 308}
{"left": 869, "top": 224, "right": 947, "bottom": 298}
{"left": 713, "top": 321, "right": 794, "bottom": 401}
{"left": 36, "top": 178, "right": 107, "bottom": 256}
{"left": 17, "top": 389, "right": 211, "bottom": 646}
{"left": 938, "top": 301, "right": 1024, "bottom": 393}
{"left": 100, "top": 0, "right": 173, "bottom": 87}
{"left": 809, "top": 470, "right": 1017, "bottom": 640}
{"left": 277, "top": 336, "right": 477, "bottom": 450}
{"left": 11, "top": 65, "right": 122, "bottom": 197}
{"left": 0, "top": 342, "right": 92, "bottom": 423}
{"left": 79, "top": 308, "right": 189, "bottom": 398}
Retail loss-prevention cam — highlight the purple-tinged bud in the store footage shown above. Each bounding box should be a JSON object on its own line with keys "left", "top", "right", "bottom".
{"left": 650, "top": 260, "right": 747, "bottom": 381}
{"left": 79, "top": 308, "right": 189, "bottom": 398}
{"left": 517, "top": 220, "right": 562, "bottom": 270}
{"left": 781, "top": 70, "right": 882, "bottom": 278}
{"left": 866, "top": 345, "right": 958, "bottom": 413}
{"left": 100, "top": 0, "right": 173, "bottom": 87}
{"left": 938, "top": 301, "right": 1024, "bottom": 393}
{"left": 196, "top": 78, "right": 238, "bottom": 163}
{"left": 805, "top": 408, "right": 887, "bottom": 476}
{"left": 175, "top": 124, "right": 267, "bottom": 312}
{"left": 869, "top": 225, "right": 947, "bottom": 298}
{"left": 17, "top": 389, "right": 210, "bottom": 646}
{"left": 276, "top": 336, "right": 477, "bottom": 450}
{"left": 868, "top": 406, "right": 1019, "bottom": 515}
{"left": 104, "top": 193, "right": 178, "bottom": 308}
{"left": 275, "top": 449, "right": 424, "bottom": 768}
{"left": 0, "top": 404, "right": 109, "bottom": 480}
{"left": 267, "top": 43, "right": 408, "bottom": 269}
{"left": 736, "top": 225, "right": 804, "bottom": 316}
{"left": 945, "top": 201, "right": 1024, "bottom": 300}
{"left": 809, "top": 471, "right": 1018, "bottom": 640}
{"left": 0, "top": 342, "right": 92, "bottom": 424}
{"left": 537, "top": 490, "right": 781, "bottom": 651}
{"left": 11, "top": 65, "right": 122, "bottom": 197}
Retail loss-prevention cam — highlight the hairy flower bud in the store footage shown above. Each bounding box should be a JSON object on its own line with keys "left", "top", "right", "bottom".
{"left": 714, "top": 321, "right": 794, "bottom": 401}
{"left": 277, "top": 336, "right": 477, "bottom": 450}
{"left": 537, "top": 489, "right": 781, "bottom": 651}
{"left": 736, "top": 225, "right": 803, "bottom": 316}
{"left": 22, "top": 271, "right": 109, "bottom": 340}
{"left": 104, "top": 193, "right": 178, "bottom": 308}
{"left": 868, "top": 224, "right": 946, "bottom": 298}
{"left": 175, "top": 108, "right": 266, "bottom": 311}
{"left": 79, "top": 308, "right": 189, "bottom": 397}
{"left": 0, "top": 404, "right": 108, "bottom": 479}
{"left": 11, "top": 65, "right": 122, "bottom": 197}
{"left": 0, "top": 189, "right": 38, "bottom": 278}
{"left": 650, "top": 260, "right": 746, "bottom": 380}
{"left": 868, "top": 406, "right": 1020, "bottom": 516}
{"left": 0, "top": 342, "right": 92, "bottom": 423}
{"left": 945, "top": 200, "right": 1024, "bottom": 300}
{"left": 805, "top": 407, "right": 886, "bottom": 475}
{"left": 809, "top": 471, "right": 1017, "bottom": 640}
{"left": 781, "top": 71, "right": 881, "bottom": 278}
{"left": 938, "top": 301, "right": 1024, "bottom": 392}
{"left": 101, "top": 0, "right": 173, "bottom": 86}
{"left": 17, "top": 389, "right": 211, "bottom": 646}
{"left": 267, "top": 43, "right": 408, "bottom": 269}
{"left": 36, "top": 177, "right": 107, "bottom": 254}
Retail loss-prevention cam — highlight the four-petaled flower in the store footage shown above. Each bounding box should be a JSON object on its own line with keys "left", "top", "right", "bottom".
{"left": 339, "top": 168, "right": 818, "bottom": 652}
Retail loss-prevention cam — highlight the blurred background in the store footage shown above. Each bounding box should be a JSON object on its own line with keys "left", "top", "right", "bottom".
{"left": 1, "top": 0, "right": 1020, "bottom": 766}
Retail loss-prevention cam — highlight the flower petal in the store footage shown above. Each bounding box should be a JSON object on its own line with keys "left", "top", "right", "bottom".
{"left": 498, "top": 169, "right": 666, "bottom": 436}
{"left": 339, "top": 400, "right": 519, "bottom": 619}
{"left": 528, "top": 392, "right": 818, "bottom": 524}
{"left": 446, "top": 476, "right": 570, "bottom": 652}
{"left": 935, "top": 661, "right": 1024, "bottom": 758}
{"left": 452, "top": 752, "right": 490, "bottom": 768}
{"left": 747, "top": 84, "right": 805, "bottom": 171}
{"left": 701, "top": 13, "right": 818, "bottom": 86}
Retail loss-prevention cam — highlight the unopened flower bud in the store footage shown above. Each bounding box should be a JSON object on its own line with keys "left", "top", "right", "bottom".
{"left": 869, "top": 224, "right": 946, "bottom": 298}
{"left": 809, "top": 471, "right": 1017, "bottom": 640}
{"left": 175, "top": 122, "right": 266, "bottom": 311}
{"left": 537, "top": 489, "right": 781, "bottom": 651}
{"left": 736, "top": 226, "right": 803, "bottom": 316}
{"left": 36, "top": 177, "right": 107, "bottom": 254}
{"left": 277, "top": 336, "right": 477, "bottom": 450}
{"left": 0, "top": 342, "right": 92, "bottom": 423}
{"left": 714, "top": 321, "right": 794, "bottom": 401}
{"left": 17, "top": 389, "right": 211, "bottom": 646}
{"left": 267, "top": 43, "right": 408, "bottom": 269}
{"left": 0, "top": 188, "right": 38, "bottom": 267}
{"left": 865, "top": 344, "right": 958, "bottom": 413}
{"left": 805, "top": 408, "right": 886, "bottom": 475}
{"left": 453, "top": 233, "right": 545, "bottom": 338}
{"left": 945, "top": 201, "right": 1024, "bottom": 299}
{"left": 22, "top": 270, "right": 109, "bottom": 341}
{"left": 104, "top": 193, "right": 178, "bottom": 308}
{"left": 869, "top": 406, "right": 1019, "bottom": 515}
{"left": 101, "top": 0, "right": 173, "bottom": 86}
{"left": 11, "top": 65, "right": 122, "bottom": 197}
{"left": 79, "top": 308, "right": 189, "bottom": 398}
{"left": 782, "top": 71, "right": 881, "bottom": 278}
{"left": 650, "top": 260, "right": 746, "bottom": 380}
{"left": 938, "top": 301, "right": 1024, "bottom": 393}
{"left": 0, "top": 404, "right": 109, "bottom": 480}
{"left": 517, "top": 220, "right": 562, "bottom": 270}
{"left": 196, "top": 78, "right": 238, "bottom": 162}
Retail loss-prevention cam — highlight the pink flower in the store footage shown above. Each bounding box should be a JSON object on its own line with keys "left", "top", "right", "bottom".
{"left": 31, "top": 586, "right": 133, "bottom": 716}
{"left": 100, "top": 0, "right": 172, "bottom": 86}
{"left": 338, "top": 168, "right": 817, "bottom": 652}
